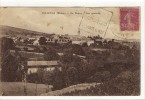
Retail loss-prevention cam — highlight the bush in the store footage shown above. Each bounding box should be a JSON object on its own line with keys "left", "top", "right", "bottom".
{"left": 38, "top": 37, "right": 47, "bottom": 45}
{"left": 27, "top": 73, "right": 38, "bottom": 83}
{"left": 87, "top": 71, "right": 111, "bottom": 83}
{"left": 44, "top": 47, "right": 59, "bottom": 61}
{"left": 99, "top": 70, "right": 140, "bottom": 96}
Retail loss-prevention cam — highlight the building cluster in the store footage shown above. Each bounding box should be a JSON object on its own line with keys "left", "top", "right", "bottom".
{"left": 9, "top": 34, "right": 97, "bottom": 46}
{"left": 7, "top": 33, "right": 136, "bottom": 76}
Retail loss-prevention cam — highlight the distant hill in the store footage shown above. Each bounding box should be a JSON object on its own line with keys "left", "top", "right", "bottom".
{"left": 0, "top": 25, "right": 140, "bottom": 42}
{"left": 0, "top": 25, "right": 51, "bottom": 37}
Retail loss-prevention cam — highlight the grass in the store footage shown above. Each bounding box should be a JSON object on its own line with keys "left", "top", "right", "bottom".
{"left": 0, "top": 82, "right": 49, "bottom": 96}
{"left": 41, "top": 82, "right": 101, "bottom": 96}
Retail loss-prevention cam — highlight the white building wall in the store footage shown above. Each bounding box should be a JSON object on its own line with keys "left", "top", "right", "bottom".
{"left": 87, "top": 40, "right": 94, "bottom": 46}
{"left": 33, "top": 39, "right": 39, "bottom": 45}
{"left": 27, "top": 68, "right": 38, "bottom": 74}
{"left": 27, "top": 67, "right": 62, "bottom": 74}
{"left": 72, "top": 41, "right": 82, "bottom": 45}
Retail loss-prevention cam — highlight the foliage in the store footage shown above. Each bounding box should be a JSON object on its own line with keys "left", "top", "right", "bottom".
{"left": 65, "top": 67, "right": 78, "bottom": 86}
{"left": 82, "top": 42, "right": 88, "bottom": 47}
{"left": 60, "top": 53, "right": 87, "bottom": 85}
{"left": 52, "top": 68, "right": 65, "bottom": 90}
{"left": 27, "top": 68, "right": 65, "bottom": 90}
{"left": 71, "top": 44, "right": 85, "bottom": 56}
{"left": 42, "top": 70, "right": 54, "bottom": 84}
{"left": 37, "top": 68, "right": 45, "bottom": 83}
{"left": 44, "top": 47, "right": 59, "bottom": 61}
{"left": 38, "top": 37, "right": 47, "bottom": 45}
{"left": 60, "top": 48, "right": 112, "bottom": 87}
{"left": 88, "top": 71, "right": 111, "bottom": 83}
{"left": 60, "top": 52, "right": 74, "bottom": 64}
{"left": 61, "top": 70, "right": 140, "bottom": 96}
{"left": 1, "top": 51, "right": 23, "bottom": 81}
{"left": 27, "top": 73, "right": 38, "bottom": 83}
{"left": 1, "top": 37, "right": 26, "bottom": 82}
{"left": 1, "top": 37, "right": 15, "bottom": 54}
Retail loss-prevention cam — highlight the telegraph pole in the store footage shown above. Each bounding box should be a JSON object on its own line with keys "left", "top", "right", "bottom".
{"left": 23, "top": 70, "right": 27, "bottom": 96}
{"left": 22, "top": 64, "right": 27, "bottom": 96}
{"left": 35, "top": 81, "right": 38, "bottom": 96}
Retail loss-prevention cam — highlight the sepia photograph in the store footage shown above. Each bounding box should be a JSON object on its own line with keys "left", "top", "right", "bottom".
{"left": 0, "top": 6, "right": 142, "bottom": 97}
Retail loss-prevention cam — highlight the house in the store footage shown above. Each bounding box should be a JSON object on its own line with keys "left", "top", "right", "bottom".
{"left": 27, "top": 37, "right": 36, "bottom": 44}
{"left": 72, "top": 40, "right": 83, "bottom": 45}
{"left": 47, "top": 35, "right": 71, "bottom": 44}
{"left": 87, "top": 40, "right": 94, "bottom": 46}
{"left": 33, "top": 39, "right": 39, "bottom": 45}
{"left": 72, "top": 39, "right": 94, "bottom": 46}
{"left": 28, "top": 37, "right": 36, "bottom": 41}
{"left": 11, "top": 37, "right": 17, "bottom": 43}
{"left": 47, "top": 36, "right": 55, "bottom": 43}
{"left": 27, "top": 61, "right": 61, "bottom": 74}
{"left": 19, "top": 38, "right": 25, "bottom": 43}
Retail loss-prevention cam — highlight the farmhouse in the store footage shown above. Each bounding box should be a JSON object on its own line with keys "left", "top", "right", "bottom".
{"left": 33, "top": 39, "right": 39, "bottom": 45}
{"left": 27, "top": 61, "right": 61, "bottom": 74}
{"left": 72, "top": 40, "right": 83, "bottom": 45}
{"left": 47, "top": 35, "right": 71, "bottom": 44}
{"left": 87, "top": 40, "right": 94, "bottom": 46}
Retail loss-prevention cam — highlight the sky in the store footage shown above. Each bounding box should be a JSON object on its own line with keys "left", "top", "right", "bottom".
{"left": 0, "top": 7, "right": 140, "bottom": 40}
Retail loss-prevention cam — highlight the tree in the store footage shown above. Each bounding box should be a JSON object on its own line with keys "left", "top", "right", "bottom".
{"left": 23, "top": 39, "right": 30, "bottom": 44}
{"left": 82, "top": 42, "right": 88, "bottom": 47}
{"left": 52, "top": 68, "right": 65, "bottom": 90}
{"left": 1, "top": 37, "right": 15, "bottom": 54}
{"left": 38, "top": 37, "right": 47, "bottom": 45}
{"left": 44, "top": 47, "right": 59, "bottom": 61}
{"left": 76, "top": 61, "right": 90, "bottom": 83}
{"left": 65, "top": 67, "right": 78, "bottom": 86}
{"left": 71, "top": 44, "right": 85, "bottom": 56}
{"left": 1, "top": 51, "right": 21, "bottom": 81}
{"left": 61, "top": 50, "right": 90, "bottom": 84}
{"left": 1, "top": 37, "right": 24, "bottom": 82}
{"left": 43, "top": 71, "right": 54, "bottom": 84}
{"left": 60, "top": 53, "right": 74, "bottom": 64}
{"left": 88, "top": 71, "right": 111, "bottom": 83}
{"left": 37, "top": 68, "right": 45, "bottom": 83}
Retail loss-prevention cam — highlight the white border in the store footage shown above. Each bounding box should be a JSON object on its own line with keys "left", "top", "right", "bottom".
{"left": 0, "top": 0, "right": 145, "bottom": 99}
{"left": 0, "top": 0, "right": 143, "bottom": 7}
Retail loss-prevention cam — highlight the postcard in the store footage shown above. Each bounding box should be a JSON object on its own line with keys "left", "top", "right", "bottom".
{"left": 0, "top": 0, "right": 144, "bottom": 99}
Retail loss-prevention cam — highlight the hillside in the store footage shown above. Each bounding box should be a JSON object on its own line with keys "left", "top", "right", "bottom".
{"left": 40, "top": 70, "right": 139, "bottom": 96}
{"left": 41, "top": 82, "right": 101, "bottom": 96}
{"left": 0, "top": 25, "right": 51, "bottom": 37}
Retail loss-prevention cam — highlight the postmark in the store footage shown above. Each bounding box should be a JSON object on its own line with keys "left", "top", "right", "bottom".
{"left": 120, "top": 8, "right": 139, "bottom": 31}
{"left": 79, "top": 8, "right": 113, "bottom": 37}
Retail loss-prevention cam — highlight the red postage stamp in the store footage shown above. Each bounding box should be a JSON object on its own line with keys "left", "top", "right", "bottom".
{"left": 120, "top": 8, "right": 139, "bottom": 31}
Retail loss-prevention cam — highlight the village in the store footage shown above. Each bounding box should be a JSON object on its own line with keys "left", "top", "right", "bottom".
{"left": 0, "top": 3, "right": 142, "bottom": 97}
{"left": 0, "top": 26, "right": 140, "bottom": 96}
{"left": 6, "top": 33, "right": 134, "bottom": 74}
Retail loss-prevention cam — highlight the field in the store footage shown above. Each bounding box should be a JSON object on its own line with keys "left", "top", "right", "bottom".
{"left": 10, "top": 50, "right": 44, "bottom": 60}
{"left": 0, "top": 82, "right": 49, "bottom": 96}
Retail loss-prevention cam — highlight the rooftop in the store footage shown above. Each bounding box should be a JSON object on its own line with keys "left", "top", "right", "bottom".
{"left": 27, "top": 61, "right": 59, "bottom": 67}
